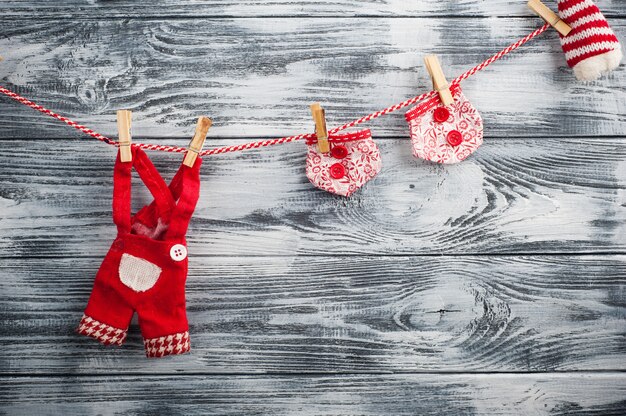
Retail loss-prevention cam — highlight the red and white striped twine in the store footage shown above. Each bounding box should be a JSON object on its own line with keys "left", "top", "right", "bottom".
{"left": 0, "top": 24, "right": 549, "bottom": 157}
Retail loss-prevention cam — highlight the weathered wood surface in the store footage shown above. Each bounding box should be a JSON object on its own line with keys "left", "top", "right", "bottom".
{"left": 1, "top": 255, "right": 624, "bottom": 374}
{"left": 0, "top": 18, "right": 624, "bottom": 138}
{"left": 1, "top": 138, "right": 625, "bottom": 257}
{"left": 1, "top": 374, "right": 625, "bottom": 415}
{"left": 0, "top": 0, "right": 624, "bottom": 17}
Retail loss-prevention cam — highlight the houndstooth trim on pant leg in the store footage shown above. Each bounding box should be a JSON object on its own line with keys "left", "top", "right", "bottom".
{"left": 77, "top": 314, "right": 127, "bottom": 346}
{"left": 144, "top": 331, "right": 190, "bottom": 358}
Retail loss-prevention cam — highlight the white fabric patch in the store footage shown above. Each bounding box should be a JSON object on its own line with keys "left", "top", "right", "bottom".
{"left": 119, "top": 253, "right": 162, "bottom": 292}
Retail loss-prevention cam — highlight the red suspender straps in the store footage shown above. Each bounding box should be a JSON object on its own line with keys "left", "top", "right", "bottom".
{"left": 164, "top": 158, "right": 202, "bottom": 240}
{"left": 113, "top": 147, "right": 202, "bottom": 239}
{"left": 112, "top": 147, "right": 176, "bottom": 235}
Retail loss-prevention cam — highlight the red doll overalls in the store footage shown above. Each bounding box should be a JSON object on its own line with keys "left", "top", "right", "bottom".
{"left": 77, "top": 146, "right": 201, "bottom": 358}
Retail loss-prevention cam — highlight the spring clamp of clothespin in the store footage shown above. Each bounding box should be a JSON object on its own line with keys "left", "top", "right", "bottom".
{"left": 183, "top": 116, "right": 212, "bottom": 167}
{"left": 310, "top": 103, "right": 330, "bottom": 154}
{"left": 116, "top": 110, "right": 133, "bottom": 162}
{"left": 527, "top": 0, "right": 572, "bottom": 36}
{"left": 424, "top": 55, "right": 454, "bottom": 106}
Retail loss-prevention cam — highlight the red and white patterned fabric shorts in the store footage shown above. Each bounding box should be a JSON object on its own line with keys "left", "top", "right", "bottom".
{"left": 405, "top": 84, "right": 483, "bottom": 164}
{"left": 305, "top": 129, "right": 382, "bottom": 197}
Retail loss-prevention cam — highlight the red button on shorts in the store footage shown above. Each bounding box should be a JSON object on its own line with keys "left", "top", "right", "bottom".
{"left": 330, "top": 144, "right": 348, "bottom": 159}
{"left": 447, "top": 130, "right": 463, "bottom": 147}
{"left": 329, "top": 163, "right": 346, "bottom": 179}
{"left": 433, "top": 107, "right": 450, "bottom": 123}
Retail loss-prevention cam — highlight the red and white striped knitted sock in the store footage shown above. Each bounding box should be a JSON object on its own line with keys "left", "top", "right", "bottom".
{"left": 557, "top": 0, "right": 623, "bottom": 80}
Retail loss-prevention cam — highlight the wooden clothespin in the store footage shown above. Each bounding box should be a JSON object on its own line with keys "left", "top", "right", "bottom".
{"left": 528, "top": 0, "right": 572, "bottom": 37}
{"left": 116, "top": 110, "right": 132, "bottom": 162}
{"left": 310, "top": 103, "right": 330, "bottom": 154}
{"left": 424, "top": 55, "right": 453, "bottom": 106}
{"left": 183, "top": 116, "right": 212, "bottom": 167}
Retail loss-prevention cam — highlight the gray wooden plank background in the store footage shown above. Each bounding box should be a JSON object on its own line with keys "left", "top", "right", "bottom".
{"left": 0, "top": 19, "right": 624, "bottom": 138}
{"left": 2, "top": 255, "right": 625, "bottom": 373}
{"left": 1, "top": 1, "right": 625, "bottom": 415}
{"left": 1, "top": 374, "right": 625, "bottom": 415}
{"left": 0, "top": 0, "right": 623, "bottom": 17}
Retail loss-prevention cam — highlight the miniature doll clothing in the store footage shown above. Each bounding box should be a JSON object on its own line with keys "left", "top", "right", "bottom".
{"left": 405, "top": 84, "right": 483, "bottom": 164}
{"left": 306, "top": 129, "right": 382, "bottom": 197}
{"left": 77, "top": 147, "right": 201, "bottom": 358}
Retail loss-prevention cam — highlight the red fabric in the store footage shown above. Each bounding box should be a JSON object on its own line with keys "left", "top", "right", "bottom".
{"left": 557, "top": 0, "right": 621, "bottom": 68}
{"left": 78, "top": 147, "right": 201, "bottom": 358}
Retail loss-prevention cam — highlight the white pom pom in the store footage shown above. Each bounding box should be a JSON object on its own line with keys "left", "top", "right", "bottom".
{"left": 573, "top": 48, "right": 624, "bottom": 81}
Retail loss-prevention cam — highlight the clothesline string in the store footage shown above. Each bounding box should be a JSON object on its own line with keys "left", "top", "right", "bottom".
{"left": 0, "top": 23, "right": 549, "bottom": 157}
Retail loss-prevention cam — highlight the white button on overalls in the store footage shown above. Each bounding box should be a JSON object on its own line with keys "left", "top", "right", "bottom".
{"left": 170, "top": 244, "right": 188, "bottom": 261}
